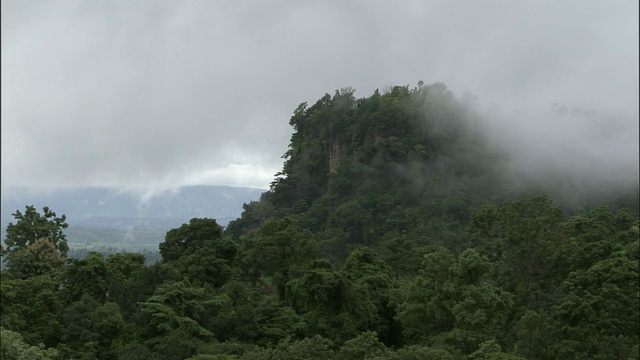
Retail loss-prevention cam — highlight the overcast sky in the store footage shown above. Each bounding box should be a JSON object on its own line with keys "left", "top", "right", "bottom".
{"left": 2, "top": 0, "right": 638, "bottom": 197}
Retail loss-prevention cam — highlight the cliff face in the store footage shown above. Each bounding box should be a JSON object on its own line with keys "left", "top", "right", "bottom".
{"left": 328, "top": 140, "right": 348, "bottom": 175}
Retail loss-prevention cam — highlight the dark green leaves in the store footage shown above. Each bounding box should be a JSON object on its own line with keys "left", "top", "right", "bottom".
{"left": 5, "top": 205, "right": 68, "bottom": 256}
{"left": 159, "top": 218, "right": 237, "bottom": 287}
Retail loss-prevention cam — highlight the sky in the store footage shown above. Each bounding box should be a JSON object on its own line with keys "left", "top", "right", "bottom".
{"left": 2, "top": 0, "right": 638, "bottom": 197}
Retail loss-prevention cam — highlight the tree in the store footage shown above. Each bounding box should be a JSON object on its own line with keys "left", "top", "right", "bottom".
{"left": 0, "top": 327, "right": 60, "bottom": 360}
{"left": 393, "top": 246, "right": 514, "bottom": 353}
{"left": 160, "top": 218, "right": 224, "bottom": 263}
{"left": 468, "top": 339, "right": 525, "bottom": 360}
{"left": 378, "top": 234, "right": 422, "bottom": 280}
{"left": 205, "top": 281, "right": 306, "bottom": 346}
{"left": 242, "top": 335, "right": 336, "bottom": 360}
{"left": 5, "top": 238, "right": 66, "bottom": 279}
{"left": 118, "top": 343, "right": 153, "bottom": 360}
{"left": 152, "top": 329, "right": 200, "bottom": 360}
{"left": 159, "top": 218, "right": 237, "bottom": 287}
{"left": 139, "top": 279, "right": 224, "bottom": 346}
{"left": 393, "top": 246, "right": 459, "bottom": 343}
{"left": 4, "top": 206, "right": 68, "bottom": 257}
{"left": 285, "top": 259, "right": 378, "bottom": 343}
{"left": 470, "top": 196, "right": 565, "bottom": 307}
{"left": 553, "top": 206, "right": 636, "bottom": 276}
{"left": 104, "top": 253, "right": 148, "bottom": 318}
{"left": 0, "top": 275, "right": 64, "bottom": 348}
{"left": 64, "top": 252, "right": 111, "bottom": 303}
{"left": 59, "top": 295, "right": 126, "bottom": 360}
{"left": 329, "top": 199, "right": 376, "bottom": 245}
{"left": 341, "top": 247, "right": 398, "bottom": 345}
{"left": 548, "top": 252, "right": 639, "bottom": 359}
{"left": 393, "top": 345, "right": 461, "bottom": 360}
{"left": 240, "top": 217, "right": 316, "bottom": 298}
{"left": 338, "top": 331, "right": 389, "bottom": 360}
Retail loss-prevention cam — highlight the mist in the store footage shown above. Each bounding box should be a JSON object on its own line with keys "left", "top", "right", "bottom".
{"left": 1, "top": 0, "right": 637, "bottom": 200}
{"left": 472, "top": 101, "right": 638, "bottom": 208}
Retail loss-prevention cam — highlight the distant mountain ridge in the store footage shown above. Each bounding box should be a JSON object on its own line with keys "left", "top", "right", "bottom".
{"left": 1, "top": 185, "right": 264, "bottom": 248}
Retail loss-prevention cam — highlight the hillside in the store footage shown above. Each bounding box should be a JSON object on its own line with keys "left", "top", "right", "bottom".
{"left": 233, "top": 86, "right": 549, "bottom": 258}
{"left": 228, "top": 85, "right": 637, "bottom": 259}
{"left": 1, "top": 84, "right": 638, "bottom": 360}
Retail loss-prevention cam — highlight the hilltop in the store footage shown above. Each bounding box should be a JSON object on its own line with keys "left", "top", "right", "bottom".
{"left": 1, "top": 83, "right": 637, "bottom": 360}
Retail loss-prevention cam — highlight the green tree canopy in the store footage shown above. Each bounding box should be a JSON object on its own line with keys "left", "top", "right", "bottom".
{"left": 0, "top": 275, "right": 63, "bottom": 348}
{"left": 4, "top": 206, "right": 68, "bottom": 257}
{"left": 5, "top": 238, "right": 66, "bottom": 279}
{"left": 64, "top": 252, "right": 112, "bottom": 303}
{"left": 0, "top": 327, "right": 60, "bottom": 360}
{"left": 159, "top": 218, "right": 237, "bottom": 287}
{"left": 240, "top": 217, "right": 317, "bottom": 298}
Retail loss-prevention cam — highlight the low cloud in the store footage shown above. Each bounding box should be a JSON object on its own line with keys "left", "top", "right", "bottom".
{"left": 2, "top": 0, "right": 637, "bottom": 197}
{"left": 475, "top": 103, "right": 638, "bottom": 206}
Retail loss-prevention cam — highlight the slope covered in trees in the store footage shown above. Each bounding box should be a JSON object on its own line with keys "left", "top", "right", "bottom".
{"left": 228, "top": 84, "right": 509, "bottom": 260}
{"left": 2, "top": 84, "right": 638, "bottom": 359}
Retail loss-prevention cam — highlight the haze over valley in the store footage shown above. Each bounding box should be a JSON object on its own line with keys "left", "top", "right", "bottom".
{"left": 1, "top": 185, "right": 263, "bottom": 253}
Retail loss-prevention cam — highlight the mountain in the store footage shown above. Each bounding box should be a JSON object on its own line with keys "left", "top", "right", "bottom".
{"left": 2, "top": 84, "right": 637, "bottom": 359}
{"left": 225, "top": 85, "right": 498, "bottom": 264}
{"left": 226, "top": 84, "right": 638, "bottom": 262}
{"left": 1, "top": 185, "right": 264, "bottom": 250}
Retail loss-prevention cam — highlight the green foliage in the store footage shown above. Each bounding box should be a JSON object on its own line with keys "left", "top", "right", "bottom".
{"left": 4, "top": 205, "right": 68, "bottom": 256}
{"left": 285, "top": 259, "right": 378, "bottom": 343}
{"left": 225, "top": 195, "right": 278, "bottom": 240}
{"left": 153, "top": 329, "right": 201, "bottom": 360}
{"left": 118, "top": 343, "right": 153, "bottom": 360}
{"left": 251, "top": 296, "right": 306, "bottom": 346}
{"left": 0, "top": 327, "right": 60, "bottom": 360}
{"left": 160, "top": 218, "right": 223, "bottom": 262}
{"left": 341, "top": 247, "right": 398, "bottom": 344}
{"left": 393, "top": 345, "right": 461, "bottom": 360}
{"left": 193, "top": 341, "right": 257, "bottom": 359}
{"left": 555, "top": 206, "right": 637, "bottom": 274}
{"left": 234, "top": 83, "right": 504, "bottom": 265}
{"left": 241, "top": 335, "right": 336, "bottom": 360}
{"left": 469, "top": 339, "right": 525, "bottom": 360}
{"left": 240, "top": 217, "right": 317, "bottom": 298}
{"left": 377, "top": 234, "right": 423, "bottom": 280}
{"left": 64, "top": 252, "right": 111, "bottom": 302}
{"left": 106, "top": 252, "right": 146, "bottom": 278}
{"left": 3, "top": 85, "right": 638, "bottom": 360}
{"left": 458, "top": 248, "right": 490, "bottom": 286}
{"left": 470, "top": 196, "right": 565, "bottom": 306}
{"left": 201, "top": 281, "right": 305, "bottom": 345}
{"left": 103, "top": 253, "right": 148, "bottom": 317}
{"left": 512, "top": 310, "right": 553, "bottom": 359}
{"left": 338, "top": 331, "right": 389, "bottom": 359}
{"left": 139, "top": 279, "right": 220, "bottom": 342}
{"left": 159, "top": 218, "right": 237, "bottom": 287}
{"left": 59, "top": 294, "right": 125, "bottom": 360}
{"left": 393, "top": 246, "right": 514, "bottom": 353}
{"left": 546, "top": 252, "right": 639, "bottom": 359}
{"left": 3, "top": 206, "right": 69, "bottom": 280}
{"left": 188, "top": 355, "right": 238, "bottom": 360}
{"left": 5, "top": 238, "right": 66, "bottom": 279}
{"left": 0, "top": 276, "right": 63, "bottom": 347}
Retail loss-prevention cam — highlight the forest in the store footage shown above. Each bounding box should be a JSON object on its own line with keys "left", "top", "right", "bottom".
{"left": 1, "top": 83, "right": 638, "bottom": 359}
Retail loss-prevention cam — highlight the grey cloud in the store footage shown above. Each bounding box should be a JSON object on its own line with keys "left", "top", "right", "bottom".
{"left": 1, "top": 0, "right": 637, "bottom": 195}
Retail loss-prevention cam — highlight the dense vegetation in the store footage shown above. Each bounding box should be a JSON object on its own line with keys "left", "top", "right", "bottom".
{"left": 2, "top": 84, "right": 638, "bottom": 359}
